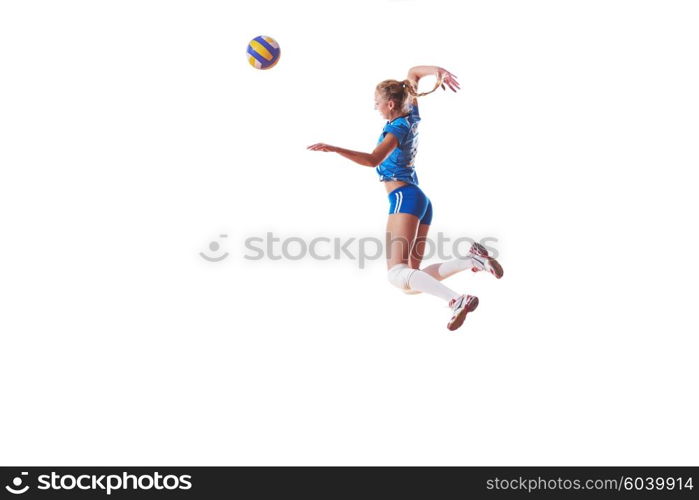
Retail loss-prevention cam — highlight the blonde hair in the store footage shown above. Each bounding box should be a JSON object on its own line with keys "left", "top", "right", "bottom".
{"left": 375, "top": 77, "right": 443, "bottom": 113}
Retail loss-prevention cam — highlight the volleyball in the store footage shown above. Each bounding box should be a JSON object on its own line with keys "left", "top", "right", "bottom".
{"left": 246, "top": 36, "right": 281, "bottom": 70}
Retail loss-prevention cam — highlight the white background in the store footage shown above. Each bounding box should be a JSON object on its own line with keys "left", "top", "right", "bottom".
{"left": 1, "top": 0, "right": 697, "bottom": 465}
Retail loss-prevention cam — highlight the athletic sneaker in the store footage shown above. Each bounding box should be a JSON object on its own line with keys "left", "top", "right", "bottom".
{"left": 468, "top": 242, "right": 504, "bottom": 279}
{"left": 447, "top": 294, "right": 479, "bottom": 331}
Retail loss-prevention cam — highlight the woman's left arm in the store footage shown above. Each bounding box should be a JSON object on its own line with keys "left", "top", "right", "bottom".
{"left": 307, "top": 134, "right": 399, "bottom": 167}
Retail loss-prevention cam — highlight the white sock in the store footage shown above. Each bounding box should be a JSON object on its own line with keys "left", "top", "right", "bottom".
{"left": 422, "top": 257, "right": 478, "bottom": 281}
{"left": 387, "top": 264, "right": 460, "bottom": 302}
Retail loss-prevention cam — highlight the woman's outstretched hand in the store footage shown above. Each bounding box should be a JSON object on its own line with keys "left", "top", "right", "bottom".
{"left": 438, "top": 68, "right": 460, "bottom": 92}
{"left": 307, "top": 143, "right": 337, "bottom": 152}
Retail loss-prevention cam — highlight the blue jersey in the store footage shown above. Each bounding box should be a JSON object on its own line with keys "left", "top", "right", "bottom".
{"left": 376, "top": 104, "right": 421, "bottom": 185}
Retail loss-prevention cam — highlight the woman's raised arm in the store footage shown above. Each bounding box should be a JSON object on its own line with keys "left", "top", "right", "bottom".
{"left": 407, "top": 65, "right": 460, "bottom": 93}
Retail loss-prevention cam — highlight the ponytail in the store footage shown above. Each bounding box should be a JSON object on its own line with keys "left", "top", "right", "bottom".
{"left": 377, "top": 76, "right": 445, "bottom": 113}
{"left": 402, "top": 76, "right": 443, "bottom": 98}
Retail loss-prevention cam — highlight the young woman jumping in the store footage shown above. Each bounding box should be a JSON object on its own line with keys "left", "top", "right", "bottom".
{"left": 308, "top": 65, "right": 503, "bottom": 331}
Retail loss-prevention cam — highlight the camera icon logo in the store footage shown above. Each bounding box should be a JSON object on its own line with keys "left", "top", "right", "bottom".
{"left": 5, "top": 472, "right": 29, "bottom": 495}
{"left": 200, "top": 234, "right": 229, "bottom": 262}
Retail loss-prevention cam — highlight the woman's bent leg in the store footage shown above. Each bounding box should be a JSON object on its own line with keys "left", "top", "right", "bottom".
{"left": 386, "top": 213, "right": 459, "bottom": 302}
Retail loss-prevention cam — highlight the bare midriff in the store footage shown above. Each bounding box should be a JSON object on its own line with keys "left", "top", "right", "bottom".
{"left": 383, "top": 180, "right": 409, "bottom": 193}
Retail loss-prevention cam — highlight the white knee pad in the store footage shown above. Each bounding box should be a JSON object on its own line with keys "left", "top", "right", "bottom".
{"left": 387, "top": 264, "right": 416, "bottom": 291}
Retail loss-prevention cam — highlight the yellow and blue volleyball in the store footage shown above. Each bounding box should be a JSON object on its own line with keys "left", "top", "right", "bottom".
{"left": 246, "top": 36, "right": 281, "bottom": 70}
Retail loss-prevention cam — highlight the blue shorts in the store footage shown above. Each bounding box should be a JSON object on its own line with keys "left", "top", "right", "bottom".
{"left": 387, "top": 184, "right": 433, "bottom": 225}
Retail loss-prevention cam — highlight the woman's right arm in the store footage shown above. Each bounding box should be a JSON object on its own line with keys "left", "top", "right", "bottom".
{"left": 407, "top": 65, "right": 460, "bottom": 93}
